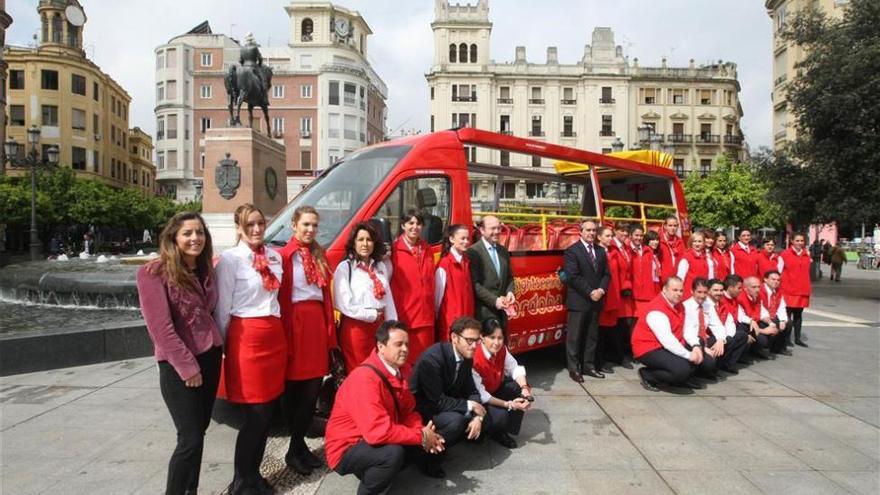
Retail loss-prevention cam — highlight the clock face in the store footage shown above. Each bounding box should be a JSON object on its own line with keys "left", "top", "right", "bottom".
{"left": 334, "top": 18, "right": 350, "bottom": 37}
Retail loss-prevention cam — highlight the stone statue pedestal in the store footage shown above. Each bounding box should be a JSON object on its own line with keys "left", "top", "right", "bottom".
{"left": 202, "top": 127, "right": 287, "bottom": 249}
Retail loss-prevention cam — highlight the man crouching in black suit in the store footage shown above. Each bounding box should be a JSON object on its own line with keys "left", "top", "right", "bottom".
{"left": 409, "top": 316, "right": 490, "bottom": 478}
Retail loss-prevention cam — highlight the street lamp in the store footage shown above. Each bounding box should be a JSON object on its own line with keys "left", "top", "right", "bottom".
{"left": 4, "top": 126, "right": 60, "bottom": 260}
{"left": 611, "top": 137, "right": 624, "bottom": 153}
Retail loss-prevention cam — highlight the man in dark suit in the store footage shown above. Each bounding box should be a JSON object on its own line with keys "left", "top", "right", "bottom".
{"left": 563, "top": 219, "right": 611, "bottom": 382}
{"left": 467, "top": 215, "right": 516, "bottom": 325}
{"left": 409, "top": 316, "right": 490, "bottom": 478}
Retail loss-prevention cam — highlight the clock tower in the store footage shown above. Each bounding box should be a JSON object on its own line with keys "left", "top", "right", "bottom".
{"left": 431, "top": 0, "right": 491, "bottom": 71}
{"left": 37, "top": 0, "right": 86, "bottom": 55}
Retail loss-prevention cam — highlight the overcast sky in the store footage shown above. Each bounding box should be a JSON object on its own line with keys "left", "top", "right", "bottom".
{"left": 6, "top": 0, "right": 774, "bottom": 150}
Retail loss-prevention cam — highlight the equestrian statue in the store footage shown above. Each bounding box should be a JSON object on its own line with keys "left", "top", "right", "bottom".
{"left": 225, "top": 33, "right": 273, "bottom": 136}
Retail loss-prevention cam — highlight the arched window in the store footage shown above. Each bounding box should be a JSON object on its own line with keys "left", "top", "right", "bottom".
{"left": 51, "top": 14, "right": 62, "bottom": 43}
{"left": 41, "top": 14, "right": 48, "bottom": 43}
{"left": 470, "top": 44, "right": 478, "bottom": 63}
{"left": 449, "top": 43, "right": 457, "bottom": 63}
{"left": 459, "top": 43, "right": 467, "bottom": 64}
{"left": 301, "top": 18, "right": 313, "bottom": 41}
{"left": 67, "top": 23, "right": 79, "bottom": 47}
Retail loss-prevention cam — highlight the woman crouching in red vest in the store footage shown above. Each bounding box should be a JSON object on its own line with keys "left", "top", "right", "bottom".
{"left": 435, "top": 224, "right": 476, "bottom": 341}
{"left": 278, "top": 206, "right": 337, "bottom": 476}
{"left": 472, "top": 319, "right": 533, "bottom": 449}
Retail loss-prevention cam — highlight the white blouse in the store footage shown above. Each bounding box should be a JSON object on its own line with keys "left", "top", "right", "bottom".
{"left": 291, "top": 252, "right": 325, "bottom": 303}
{"left": 434, "top": 247, "right": 464, "bottom": 312}
{"left": 213, "top": 242, "right": 282, "bottom": 340}
{"left": 471, "top": 344, "right": 526, "bottom": 404}
{"left": 333, "top": 258, "right": 397, "bottom": 323}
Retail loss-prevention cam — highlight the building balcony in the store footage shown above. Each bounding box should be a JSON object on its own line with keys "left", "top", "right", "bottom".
{"left": 528, "top": 98, "right": 544, "bottom": 104}
{"left": 561, "top": 99, "right": 577, "bottom": 105}
{"left": 499, "top": 129, "right": 513, "bottom": 135}
{"left": 667, "top": 134, "right": 692, "bottom": 143}
{"left": 599, "top": 98, "right": 616, "bottom": 104}
{"left": 452, "top": 96, "right": 477, "bottom": 102}
{"left": 497, "top": 98, "right": 513, "bottom": 104}
{"left": 774, "top": 130, "right": 787, "bottom": 141}
{"left": 560, "top": 131, "right": 577, "bottom": 138}
{"left": 695, "top": 134, "right": 720, "bottom": 144}
{"left": 528, "top": 130, "right": 545, "bottom": 137}
{"left": 723, "top": 135, "right": 743, "bottom": 145}
{"left": 599, "top": 130, "right": 614, "bottom": 137}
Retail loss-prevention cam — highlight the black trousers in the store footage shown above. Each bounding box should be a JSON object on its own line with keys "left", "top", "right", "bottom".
{"left": 283, "top": 377, "right": 323, "bottom": 456}
{"left": 637, "top": 348, "right": 694, "bottom": 386}
{"left": 158, "top": 346, "right": 222, "bottom": 495}
{"left": 711, "top": 331, "right": 749, "bottom": 370}
{"left": 335, "top": 440, "right": 406, "bottom": 495}
{"left": 787, "top": 308, "right": 804, "bottom": 343}
{"left": 566, "top": 308, "right": 600, "bottom": 372}
{"left": 769, "top": 318, "right": 793, "bottom": 353}
{"left": 420, "top": 407, "right": 494, "bottom": 469}
{"left": 484, "top": 379, "right": 526, "bottom": 436}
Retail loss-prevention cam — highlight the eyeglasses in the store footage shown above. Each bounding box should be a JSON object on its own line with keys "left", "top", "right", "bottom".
{"left": 455, "top": 335, "right": 480, "bottom": 346}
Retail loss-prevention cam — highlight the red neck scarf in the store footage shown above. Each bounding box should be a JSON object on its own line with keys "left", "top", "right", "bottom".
{"left": 402, "top": 235, "right": 423, "bottom": 260}
{"left": 251, "top": 244, "right": 280, "bottom": 291}
{"left": 357, "top": 260, "right": 386, "bottom": 300}
{"left": 691, "top": 248, "right": 703, "bottom": 258}
{"left": 291, "top": 238, "right": 327, "bottom": 288}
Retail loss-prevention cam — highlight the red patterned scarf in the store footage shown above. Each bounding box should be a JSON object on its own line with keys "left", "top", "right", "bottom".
{"left": 357, "top": 261, "right": 386, "bottom": 300}
{"left": 251, "top": 244, "right": 280, "bottom": 291}
{"left": 292, "top": 238, "right": 327, "bottom": 288}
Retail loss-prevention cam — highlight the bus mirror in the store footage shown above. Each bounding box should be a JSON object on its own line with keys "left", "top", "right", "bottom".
{"left": 369, "top": 217, "right": 392, "bottom": 244}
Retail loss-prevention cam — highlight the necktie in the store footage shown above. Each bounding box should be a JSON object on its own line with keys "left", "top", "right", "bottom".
{"left": 489, "top": 245, "right": 501, "bottom": 277}
{"left": 698, "top": 308, "right": 708, "bottom": 342}
{"left": 454, "top": 359, "right": 461, "bottom": 383}
{"left": 587, "top": 244, "right": 597, "bottom": 269}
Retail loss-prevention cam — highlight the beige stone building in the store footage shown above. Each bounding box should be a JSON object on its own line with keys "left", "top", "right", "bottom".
{"left": 428, "top": 0, "right": 745, "bottom": 189}
{"left": 766, "top": 0, "right": 848, "bottom": 150}
{"left": 4, "top": 0, "right": 156, "bottom": 195}
{"left": 154, "top": 1, "right": 388, "bottom": 203}
{"left": 0, "top": 0, "right": 12, "bottom": 174}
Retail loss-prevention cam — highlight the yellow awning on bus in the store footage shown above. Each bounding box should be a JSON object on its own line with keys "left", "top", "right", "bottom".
{"left": 553, "top": 150, "right": 673, "bottom": 175}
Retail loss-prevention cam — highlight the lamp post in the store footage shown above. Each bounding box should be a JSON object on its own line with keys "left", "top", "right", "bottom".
{"left": 611, "top": 137, "right": 624, "bottom": 153}
{"left": 4, "top": 126, "right": 60, "bottom": 260}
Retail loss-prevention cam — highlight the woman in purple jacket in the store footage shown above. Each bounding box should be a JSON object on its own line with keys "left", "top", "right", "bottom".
{"left": 137, "top": 212, "right": 223, "bottom": 495}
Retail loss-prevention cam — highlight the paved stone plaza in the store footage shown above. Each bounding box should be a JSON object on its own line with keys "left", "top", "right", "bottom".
{"left": 2, "top": 270, "right": 878, "bottom": 494}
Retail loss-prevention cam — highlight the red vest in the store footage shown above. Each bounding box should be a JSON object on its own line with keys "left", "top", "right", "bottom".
{"left": 658, "top": 232, "right": 684, "bottom": 282}
{"left": 472, "top": 343, "right": 507, "bottom": 394}
{"left": 631, "top": 294, "right": 685, "bottom": 358}
{"left": 602, "top": 247, "right": 623, "bottom": 312}
{"left": 631, "top": 244, "right": 659, "bottom": 302}
{"left": 713, "top": 248, "right": 731, "bottom": 281}
{"left": 609, "top": 239, "right": 633, "bottom": 291}
{"left": 390, "top": 236, "right": 436, "bottom": 329}
{"left": 730, "top": 242, "right": 759, "bottom": 279}
{"left": 678, "top": 248, "right": 709, "bottom": 298}
{"left": 780, "top": 247, "right": 811, "bottom": 299}
{"left": 436, "top": 251, "right": 475, "bottom": 339}
{"left": 760, "top": 285, "right": 782, "bottom": 317}
{"left": 737, "top": 291, "right": 764, "bottom": 322}
{"left": 719, "top": 293, "right": 739, "bottom": 324}
{"left": 757, "top": 250, "right": 779, "bottom": 279}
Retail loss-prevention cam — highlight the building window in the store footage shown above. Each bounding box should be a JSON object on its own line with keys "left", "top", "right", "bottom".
{"left": 563, "top": 116, "right": 575, "bottom": 137}
{"left": 300, "top": 117, "right": 312, "bottom": 137}
{"left": 672, "top": 122, "right": 685, "bottom": 137}
{"left": 562, "top": 87, "right": 575, "bottom": 104}
{"left": 641, "top": 87, "right": 658, "bottom": 104}
{"left": 499, "top": 114, "right": 510, "bottom": 133}
{"left": 156, "top": 83, "right": 165, "bottom": 101}
{"left": 300, "top": 150, "right": 312, "bottom": 170}
{"left": 166, "top": 80, "right": 177, "bottom": 99}
{"left": 700, "top": 123, "right": 712, "bottom": 139}
{"left": 72, "top": 147, "right": 87, "bottom": 170}
{"left": 51, "top": 14, "right": 62, "bottom": 43}
{"left": 526, "top": 183, "right": 545, "bottom": 198}
{"left": 156, "top": 152, "right": 165, "bottom": 170}
{"left": 430, "top": 115, "right": 434, "bottom": 132}
{"left": 300, "top": 54, "right": 313, "bottom": 69}
{"left": 9, "top": 105, "right": 25, "bottom": 126}
{"left": 499, "top": 86, "right": 511, "bottom": 102}
{"left": 41, "top": 70, "right": 59, "bottom": 90}
{"left": 72, "top": 108, "right": 86, "bottom": 131}
{"left": 156, "top": 51, "right": 165, "bottom": 69}
{"left": 359, "top": 86, "right": 366, "bottom": 110}
{"left": 699, "top": 89, "right": 714, "bottom": 105}
{"left": 167, "top": 115, "right": 177, "bottom": 139}
{"left": 470, "top": 44, "right": 478, "bottom": 63}
{"left": 530, "top": 115, "right": 543, "bottom": 136}
{"left": 430, "top": 87, "right": 434, "bottom": 100}
{"left": 776, "top": 5, "right": 787, "bottom": 33}
{"left": 329, "top": 81, "right": 339, "bottom": 105}
{"left": 167, "top": 150, "right": 178, "bottom": 169}
{"left": 700, "top": 159, "right": 712, "bottom": 176}
{"left": 673, "top": 159, "right": 685, "bottom": 178}
{"left": 200, "top": 117, "right": 211, "bottom": 133}
{"left": 344, "top": 83, "right": 356, "bottom": 107}
{"left": 529, "top": 87, "right": 543, "bottom": 104}
{"left": 166, "top": 48, "right": 177, "bottom": 68}
{"left": 200, "top": 153, "right": 205, "bottom": 171}
{"left": 328, "top": 113, "right": 340, "bottom": 138}
{"left": 200, "top": 85, "right": 212, "bottom": 98}
{"left": 200, "top": 52, "right": 212, "bottom": 67}
{"left": 601, "top": 115, "right": 613, "bottom": 136}
{"left": 344, "top": 115, "right": 357, "bottom": 140}
{"left": 301, "top": 18, "right": 314, "bottom": 41}
{"left": 670, "top": 88, "right": 687, "bottom": 105}
{"left": 300, "top": 85, "right": 312, "bottom": 98}
{"left": 500, "top": 150, "right": 510, "bottom": 167}
{"left": 449, "top": 44, "right": 457, "bottom": 63}
{"left": 273, "top": 85, "right": 285, "bottom": 98}
{"left": 41, "top": 105, "right": 59, "bottom": 126}
{"left": 93, "top": 81, "right": 100, "bottom": 101}
{"left": 273, "top": 117, "right": 284, "bottom": 134}
{"left": 501, "top": 182, "right": 517, "bottom": 199}
{"left": 111, "top": 158, "right": 116, "bottom": 177}
{"left": 459, "top": 43, "right": 468, "bottom": 64}
{"left": 93, "top": 150, "right": 100, "bottom": 173}
{"left": 601, "top": 86, "right": 614, "bottom": 103}
{"left": 463, "top": 146, "right": 477, "bottom": 162}
{"left": 9, "top": 70, "right": 24, "bottom": 89}
{"left": 452, "top": 112, "right": 476, "bottom": 128}
{"left": 68, "top": 24, "right": 80, "bottom": 47}
{"left": 531, "top": 156, "right": 541, "bottom": 168}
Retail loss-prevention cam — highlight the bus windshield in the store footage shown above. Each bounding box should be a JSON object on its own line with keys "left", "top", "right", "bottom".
{"left": 264, "top": 145, "right": 412, "bottom": 247}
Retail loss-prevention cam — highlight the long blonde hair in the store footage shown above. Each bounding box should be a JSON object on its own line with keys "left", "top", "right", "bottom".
{"left": 292, "top": 205, "right": 329, "bottom": 278}
{"left": 151, "top": 211, "right": 214, "bottom": 290}
{"left": 234, "top": 203, "right": 265, "bottom": 244}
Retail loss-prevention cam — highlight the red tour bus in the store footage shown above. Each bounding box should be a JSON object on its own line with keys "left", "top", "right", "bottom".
{"left": 265, "top": 128, "right": 689, "bottom": 354}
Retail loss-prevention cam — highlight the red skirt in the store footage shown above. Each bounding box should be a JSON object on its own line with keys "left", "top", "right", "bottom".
{"left": 783, "top": 294, "right": 810, "bottom": 309}
{"left": 286, "top": 300, "right": 330, "bottom": 381}
{"left": 619, "top": 296, "right": 636, "bottom": 318}
{"left": 340, "top": 316, "right": 382, "bottom": 373}
{"left": 406, "top": 325, "right": 435, "bottom": 366}
{"left": 218, "top": 316, "right": 286, "bottom": 404}
{"left": 599, "top": 309, "right": 619, "bottom": 327}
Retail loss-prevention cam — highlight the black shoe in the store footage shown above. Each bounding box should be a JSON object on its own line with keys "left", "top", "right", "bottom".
{"left": 418, "top": 458, "right": 446, "bottom": 479}
{"left": 491, "top": 432, "right": 517, "bottom": 449}
{"left": 229, "top": 478, "right": 262, "bottom": 495}
{"left": 720, "top": 366, "right": 739, "bottom": 375}
{"left": 298, "top": 449, "right": 323, "bottom": 469}
{"left": 284, "top": 452, "right": 313, "bottom": 476}
{"left": 568, "top": 370, "right": 584, "bottom": 383}
{"left": 583, "top": 368, "right": 605, "bottom": 379}
{"left": 779, "top": 349, "right": 793, "bottom": 356}
{"left": 682, "top": 378, "right": 706, "bottom": 389}
{"left": 638, "top": 368, "right": 660, "bottom": 392}
{"left": 795, "top": 340, "right": 809, "bottom": 347}
{"left": 599, "top": 365, "right": 615, "bottom": 374}
{"left": 257, "top": 476, "right": 275, "bottom": 495}
{"left": 620, "top": 359, "right": 634, "bottom": 370}
{"left": 738, "top": 357, "right": 755, "bottom": 365}
{"left": 699, "top": 373, "right": 719, "bottom": 383}
{"left": 755, "top": 348, "right": 772, "bottom": 360}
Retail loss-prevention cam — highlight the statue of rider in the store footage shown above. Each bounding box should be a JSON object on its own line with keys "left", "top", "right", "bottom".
{"left": 239, "top": 33, "right": 267, "bottom": 92}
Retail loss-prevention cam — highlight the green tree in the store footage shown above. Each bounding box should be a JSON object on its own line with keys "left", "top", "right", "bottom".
{"left": 770, "top": 0, "right": 880, "bottom": 225}
{"left": 683, "top": 156, "right": 783, "bottom": 230}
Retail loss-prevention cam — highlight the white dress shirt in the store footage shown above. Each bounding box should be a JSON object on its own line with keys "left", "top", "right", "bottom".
{"left": 682, "top": 297, "right": 727, "bottom": 346}
{"left": 213, "top": 242, "right": 282, "bottom": 340}
{"left": 333, "top": 258, "right": 397, "bottom": 323}
{"left": 435, "top": 247, "right": 463, "bottom": 312}
{"left": 452, "top": 347, "right": 477, "bottom": 413}
{"left": 763, "top": 284, "right": 789, "bottom": 322}
{"left": 291, "top": 252, "right": 324, "bottom": 302}
{"left": 711, "top": 297, "right": 737, "bottom": 338}
{"left": 737, "top": 295, "right": 770, "bottom": 324}
{"left": 644, "top": 296, "right": 691, "bottom": 359}
{"left": 471, "top": 343, "right": 527, "bottom": 404}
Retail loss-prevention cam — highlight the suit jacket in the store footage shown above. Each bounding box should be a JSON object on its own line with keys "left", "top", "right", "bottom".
{"left": 563, "top": 240, "right": 611, "bottom": 312}
{"left": 467, "top": 239, "right": 515, "bottom": 322}
{"left": 409, "top": 342, "right": 481, "bottom": 419}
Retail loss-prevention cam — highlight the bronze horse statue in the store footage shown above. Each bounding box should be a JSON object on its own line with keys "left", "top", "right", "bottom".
{"left": 225, "top": 34, "right": 273, "bottom": 136}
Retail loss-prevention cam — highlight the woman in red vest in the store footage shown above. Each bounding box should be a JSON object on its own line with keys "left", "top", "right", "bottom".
{"left": 757, "top": 238, "right": 780, "bottom": 279}
{"left": 472, "top": 319, "right": 533, "bottom": 449}
{"left": 610, "top": 223, "right": 635, "bottom": 368}
{"left": 676, "top": 231, "right": 711, "bottom": 299}
{"left": 730, "top": 229, "right": 759, "bottom": 279}
{"left": 214, "top": 204, "right": 286, "bottom": 494}
{"left": 630, "top": 225, "right": 660, "bottom": 316}
{"left": 658, "top": 216, "right": 685, "bottom": 283}
{"left": 712, "top": 232, "right": 732, "bottom": 281}
{"left": 435, "top": 224, "right": 475, "bottom": 341}
{"left": 334, "top": 222, "right": 397, "bottom": 372}
{"left": 390, "top": 209, "right": 436, "bottom": 364}
{"left": 278, "top": 206, "right": 336, "bottom": 476}
{"left": 779, "top": 233, "right": 811, "bottom": 347}
{"left": 597, "top": 226, "right": 622, "bottom": 372}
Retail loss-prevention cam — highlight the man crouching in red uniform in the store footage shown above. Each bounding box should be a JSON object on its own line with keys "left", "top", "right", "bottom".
{"left": 325, "top": 320, "right": 445, "bottom": 495}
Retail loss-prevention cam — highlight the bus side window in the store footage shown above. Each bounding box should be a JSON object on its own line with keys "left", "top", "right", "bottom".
{"left": 371, "top": 176, "right": 451, "bottom": 245}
